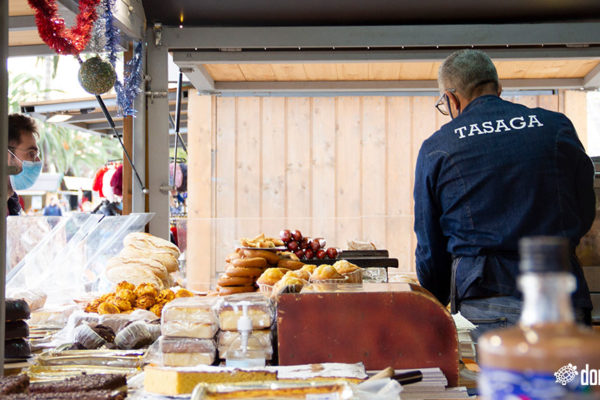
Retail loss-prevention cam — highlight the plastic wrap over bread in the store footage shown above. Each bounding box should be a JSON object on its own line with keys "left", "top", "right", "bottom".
{"left": 65, "top": 309, "right": 158, "bottom": 337}
{"left": 148, "top": 336, "right": 216, "bottom": 367}
{"left": 161, "top": 296, "right": 222, "bottom": 339}
{"left": 217, "top": 293, "right": 274, "bottom": 331}
{"left": 114, "top": 320, "right": 161, "bottom": 350}
{"left": 216, "top": 329, "right": 273, "bottom": 360}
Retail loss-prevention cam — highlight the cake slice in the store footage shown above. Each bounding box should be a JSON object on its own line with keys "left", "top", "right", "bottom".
{"left": 144, "top": 365, "right": 277, "bottom": 395}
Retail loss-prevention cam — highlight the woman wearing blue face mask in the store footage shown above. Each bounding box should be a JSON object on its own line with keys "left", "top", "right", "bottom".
{"left": 7, "top": 114, "right": 42, "bottom": 215}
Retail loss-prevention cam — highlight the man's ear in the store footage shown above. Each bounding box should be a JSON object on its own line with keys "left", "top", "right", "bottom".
{"left": 497, "top": 83, "right": 503, "bottom": 97}
{"left": 447, "top": 91, "right": 461, "bottom": 113}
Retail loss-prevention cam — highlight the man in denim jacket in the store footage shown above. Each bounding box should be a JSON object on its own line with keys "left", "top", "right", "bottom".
{"left": 414, "top": 49, "right": 595, "bottom": 340}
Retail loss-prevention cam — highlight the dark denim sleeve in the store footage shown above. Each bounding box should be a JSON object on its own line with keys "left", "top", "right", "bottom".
{"left": 556, "top": 116, "right": 596, "bottom": 238}
{"left": 414, "top": 146, "right": 452, "bottom": 305}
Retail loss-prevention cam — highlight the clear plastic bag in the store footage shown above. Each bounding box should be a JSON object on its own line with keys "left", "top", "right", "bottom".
{"left": 217, "top": 293, "right": 274, "bottom": 331}
{"left": 53, "top": 309, "right": 159, "bottom": 347}
{"left": 114, "top": 320, "right": 161, "bottom": 350}
{"left": 218, "top": 329, "right": 273, "bottom": 361}
{"left": 191, "top": 380, "right": 354, "bottom": 400}
{"left": 7, "top": 213, "right": 154, "bottom": 307}
{"left": 161, "top": 296, "right": 222, "bottom": 339}
{"left": 147, "top": 336, "right": 216, "bottom": 367}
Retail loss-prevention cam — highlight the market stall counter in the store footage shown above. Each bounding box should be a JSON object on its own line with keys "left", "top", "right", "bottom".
{"left": 4, "top": 230, "right": 466, "bottom": 399}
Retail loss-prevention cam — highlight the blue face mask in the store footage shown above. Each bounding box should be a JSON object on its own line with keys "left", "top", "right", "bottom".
{"left": 9, "top": 159, "right": 42, "bottom": 191}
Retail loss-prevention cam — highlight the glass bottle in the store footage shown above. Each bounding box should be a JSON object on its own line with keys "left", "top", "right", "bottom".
{"left": 478, "top": 236, "right": 600, "bottom": 400}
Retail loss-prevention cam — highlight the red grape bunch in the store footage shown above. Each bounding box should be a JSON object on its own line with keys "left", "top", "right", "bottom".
{"left": 279, "top": 229, "right": 338, "bottom": 260}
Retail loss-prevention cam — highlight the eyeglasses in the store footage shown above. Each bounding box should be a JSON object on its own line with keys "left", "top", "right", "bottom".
{"left": 8, "top": 146, "right": 41, "bottom": 161}
{"left": 434, "top": 88, "right": 456, "bottom": 116}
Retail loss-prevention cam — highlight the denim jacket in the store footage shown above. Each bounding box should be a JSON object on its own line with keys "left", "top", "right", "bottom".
{"left": 414, "top": 95, "right": 595, "bottom": 310}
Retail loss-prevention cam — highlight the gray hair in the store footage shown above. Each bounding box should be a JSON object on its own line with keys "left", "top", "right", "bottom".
{"left": 438, "top": 49, "right": 499, "bottom": 99}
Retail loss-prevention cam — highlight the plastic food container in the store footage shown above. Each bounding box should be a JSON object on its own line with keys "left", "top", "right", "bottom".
{"left": 341, "top": 269, "right": 363, "bottom": 284}
{"left": 257, "top": 283, "right": 273, "bottom": 296}
{"left": 331, "top": 260, "right": 363, "bottom": 283}
{"left": 308, "top": 276, "right": 348, "bottom": 284}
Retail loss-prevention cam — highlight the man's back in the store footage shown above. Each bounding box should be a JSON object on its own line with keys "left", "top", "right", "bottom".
{"left": 414, "top": 95, "right": 595, "bottom": 309}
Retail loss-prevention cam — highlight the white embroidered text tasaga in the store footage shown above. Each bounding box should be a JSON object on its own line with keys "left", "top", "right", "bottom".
{"left": 454, "top": 114, "right": 544, "bottom": 139}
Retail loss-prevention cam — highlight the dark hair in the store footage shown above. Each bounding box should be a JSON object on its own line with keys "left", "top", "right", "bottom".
{"left": 8, "top": 113, "right": 39, "bottom": 146}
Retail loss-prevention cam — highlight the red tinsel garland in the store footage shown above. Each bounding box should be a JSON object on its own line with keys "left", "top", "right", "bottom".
{"left": 28, "top": 0, "right": 101, "bottom": 55}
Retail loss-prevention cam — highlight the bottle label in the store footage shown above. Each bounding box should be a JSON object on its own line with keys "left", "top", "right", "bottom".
{"left": 479, "top": 366, "right": 593, "bottom": 400}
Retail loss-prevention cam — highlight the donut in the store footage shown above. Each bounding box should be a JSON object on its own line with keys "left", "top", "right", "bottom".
{"left": 243, "top": 249, "right": 280, "bottom": 264}
{"left": 232, "top": 257, "right": 267, "bottom": 268}
{"left": 225, "top": 252, "right": 241, "bottom": 263}
{"left": 225, "top": 265, "right": 264, "bottom": 278}
{"left": 277, "top": 259, "right": 305, "bottom": 270}
{"left": 217, "top": 274, "right": 253, "bottom": 287}
{"left": 217, "top": 285, "right": 256, "bottom": 295}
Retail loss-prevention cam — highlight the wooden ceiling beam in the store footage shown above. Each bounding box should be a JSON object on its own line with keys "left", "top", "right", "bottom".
{"left": 583, "top": 63, "right": 600, "bottom": 89}
{"left": 163, "top": 23, "right": 600, "bottom": 50}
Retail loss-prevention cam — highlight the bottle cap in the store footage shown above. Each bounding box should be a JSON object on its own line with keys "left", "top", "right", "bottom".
{"left": 519, "top": 236, "right": 570, "bottom": 273}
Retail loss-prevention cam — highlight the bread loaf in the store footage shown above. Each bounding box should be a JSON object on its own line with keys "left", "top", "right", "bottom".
{"left": 119, "top": 246, "right": 179, "bottom": 273}
{"left": 106, "top": 256, "right": 171, "bottom": 287}
{"left": 123, "top": 232, "right": 180, "bottom": 259}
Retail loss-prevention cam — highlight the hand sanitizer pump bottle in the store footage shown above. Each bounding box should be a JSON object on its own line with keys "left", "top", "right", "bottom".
{"left": 225, "top": 301, "right": 266, "bottom": 368}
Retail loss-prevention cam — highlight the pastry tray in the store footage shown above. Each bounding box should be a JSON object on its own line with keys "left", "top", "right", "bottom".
{"left": 36, "top": 349, "right": 146, "bottom": 368}
{"left": 27, "top": 364, "right": 142, "bottom": 382}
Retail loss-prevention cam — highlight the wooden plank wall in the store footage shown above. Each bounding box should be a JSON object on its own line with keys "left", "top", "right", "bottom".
{"left": 186, "top": 91, "right": 586, "bottom": 289}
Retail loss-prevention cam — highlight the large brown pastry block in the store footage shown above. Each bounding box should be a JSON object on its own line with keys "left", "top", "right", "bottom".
{"left": 277, "top": 283, "right": 459, "bottom": 387}
{"left": 28, "top": 374, "right": 126, "bottom": 393}
{"left": 0, "top": 374, "right": 29, "bottom": 394}
{"left": 1, "top": 390, "right": 125, "bottom": 400}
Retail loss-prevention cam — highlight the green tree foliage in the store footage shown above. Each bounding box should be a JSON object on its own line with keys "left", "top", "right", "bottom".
{"left": 8, "top": 71, "right": 121, "bottom": 177}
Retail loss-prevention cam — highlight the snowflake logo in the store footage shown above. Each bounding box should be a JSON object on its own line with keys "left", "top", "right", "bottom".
{"left": 555, "top": 363, "right": 578, "bottom": 386}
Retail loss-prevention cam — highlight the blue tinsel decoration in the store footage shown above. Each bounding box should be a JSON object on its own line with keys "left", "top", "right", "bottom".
{"left": 102, "top": 0, "right": 120, "bottom": 66}
{"left": 102, "top": 0, "right": 143, "bottom": 116}
{"left": 114, "top": 42, "right": 143, "bottom": 116}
